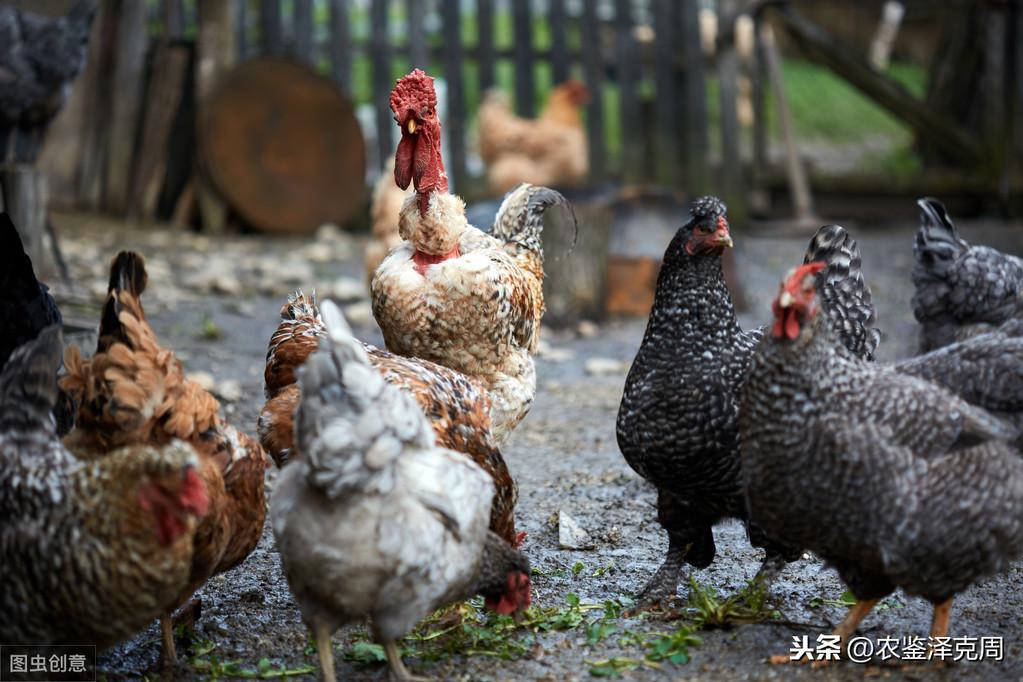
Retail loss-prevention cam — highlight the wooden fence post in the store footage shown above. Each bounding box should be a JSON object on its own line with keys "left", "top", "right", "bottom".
{"left": 442, "top": 0, "right": 467, "bottom": 191}
{"left": 549, "top": 0, "right": 569, "bottom": 84}
{"left": 680, "top": 0, "right": 709, "bottom": 195}
{"left": 512, "top": 1, "right": 534, "bottom": 116}
{"left": 615, "top": 0, "right": 643, "bottom": 183}
{"left": 371, "top": 0, "right": 392, "bottom": 172}
{"left": 196, "top": 0, "right": 236, "bottom": 232}
{"left": 581, "top": 2, "right": 605, "bottom": 181}
{"left": 717, "top": 0, "right": 747, "bottom": 227}
{"left": 329, "top": 0, "right": 352, "bottom": 93}
{"left": 478, "top": 0, "right": 495, "bottom": 91}
{"left": 293, "top": 0, "right": 314, "bottom": 64}
{"left": 104, "top": 0, "right": 149, "bottom": 215}
{"left": 653, "top": 0, "right": 681, "bottom": 188}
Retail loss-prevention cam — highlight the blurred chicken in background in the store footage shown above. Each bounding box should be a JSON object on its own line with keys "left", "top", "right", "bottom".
{"left": 478, "top": 80, "right": 590, "bottom": 195}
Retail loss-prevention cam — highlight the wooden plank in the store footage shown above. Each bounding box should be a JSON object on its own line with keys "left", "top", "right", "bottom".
{"left": 76, "top": 0, "right": 116, "bottom": 208}
{"left": 261, "top": 0, "right": 283, "bottom": 55}
{"left": 768, "top": 3, "right": 983, "bottom": 167}
{"left": 477, "top": 0, "right": 495, "bottom": 90}
{"left": 165, "top": 0, "right": 185, "bottom": 40}
{"left": 680, "top": 0, "right": 709, "bottom": 194}
{"left": 130, "top": 45, "right": 189, "bottom": 220}
{"left": 407, "top": 0, "right": 427, "bottom": 69}
{"left": 581, "top": 1, "right": 605, "bottom": 180}
{"left": 652, "top": 0, "right": 680, "bottom": 187}
{"left": 512, "top": 0, "right": 534, "bottom": 116}
{"left": 196, "top": 0, "right": 236, "bottom": 232}
{"left": 717, "top": 0, "right": 746, "bottom": 226}
{"left": 0, "top": 167, "right": 47, "bottom": 268}
{"left": 103, "top": 0, "right": 149, "bottom": 214}
{"left": 442, "top": 0, "right": 467, "bottom": 191}
{"left": 371, "top": 0, "right": 394, "bottom": 172}
{"left": 234, "top": 0, "right": 248, "bottom": 61}
{"left": 549, "top": 0, "right": 569, "bottom": 84}
{"left": 751, "top": 12, "right": 768, "bottom": 183}
{"left": 293, "top": 0, "right": 314, "bottom": 64}
{"left": 329, "top": 0, "right": 352, "bottom": 92}
{"left": 615, "top": 0, "right": 642, "bottom": 182}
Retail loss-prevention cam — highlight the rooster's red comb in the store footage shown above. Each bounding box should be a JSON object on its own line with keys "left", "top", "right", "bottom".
{"left": 781, "top": 261, "right": 826, "bottom": 295}
{"left": 390, "top": 69, "right": 437, "bottom": 115}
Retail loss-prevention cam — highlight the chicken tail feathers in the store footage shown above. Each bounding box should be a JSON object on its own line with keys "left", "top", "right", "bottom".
{"left": 915, "top": 197, "right": 968, "bottom": 269}
{"left": 297, "top": 300, "right": 433, "bottom": 498}
{"left": 803, "top": 224, "right": 881, "bottom": 361}
{"left": 0, "top": 325, "right": 62, "bottom": 433}
{"left": 99, "top": 251, "right": 148, "bottom": 348}
{"left": 491, "top": 183, "right": 575, "bottom": 261}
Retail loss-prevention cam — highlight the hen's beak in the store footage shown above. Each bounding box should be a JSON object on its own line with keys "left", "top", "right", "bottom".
{"left": 407, "top": 119, "right": 419, "bottom": 134}
{"left": 778, "top": 291, "right": 795, "bottom": 308}
{"left": 711, "top": 233, "right": 734, "bottom": 248}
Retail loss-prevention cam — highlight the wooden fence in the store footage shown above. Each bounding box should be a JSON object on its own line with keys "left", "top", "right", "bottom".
{"left": 111, "top": 0, "right": 723, "bottom": 207}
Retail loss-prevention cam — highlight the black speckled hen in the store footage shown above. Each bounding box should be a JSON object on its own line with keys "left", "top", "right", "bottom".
{"left": 616, "top": 197, "right": 879, "bottom": 606}
{"left": 912, "top": 197, "right": 1023, "bottom": 352}
{"left": 741, "top": 263, "right": 1023, "bottom": 652}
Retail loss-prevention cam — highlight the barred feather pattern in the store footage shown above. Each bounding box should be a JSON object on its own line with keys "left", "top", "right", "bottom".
{"left": 617, "top": 212, "right": 884, "bottom": 579}
{"left": 0, "top": 328, "right": 203, "bottom": 648}
{"left": 912, "top": 198, "right": 1023, "bottom": 351}
{"left": 741, "top": 281, "right": 1023, "bottom": 606}
{"left": 258, "top": 291, "right": 520, "bottom": 545}
{"left": 802, "top": 224, "right": 881, "bottom": 360}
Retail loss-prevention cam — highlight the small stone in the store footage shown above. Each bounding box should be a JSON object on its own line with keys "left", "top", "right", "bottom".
{"left": 211, "top": 273, "right": 243, "bottom": 296}
{"left": 577, "top": 320, "right": 600, "bottom": 338}
{"left": 187, "top": 371, "right": 216, "bottom": 392}
{"left": 558, "top": 510, "right": 594, "bottom": 550}
{"left": 303, "top": 242, "right": 333, "bottom": 263}
{"left": 537, "top": 340, "right": 574, "bottom": 362}
{"left": 216, "top": 379, "right": 244, "bottom": 403}
{"left": 329, "top": 276, "right": 367, "bottom": 302}
{"left": 585, "top": 357, "right": 630, "bottom": 375}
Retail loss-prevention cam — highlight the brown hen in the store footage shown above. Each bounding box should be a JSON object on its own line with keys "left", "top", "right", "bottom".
{"left": 258, "top": 290, "right": 521, "bottom": 547}
{"left": 60, "top": 251, "right": 269, "bottom": 667}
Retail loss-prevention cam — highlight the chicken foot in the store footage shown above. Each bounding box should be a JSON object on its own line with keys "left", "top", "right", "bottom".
{"left": 769, "top": 597, "right": 880, "bottom": 665}
{"left": 313, "top": 619, "right": 336, "bottom": 682}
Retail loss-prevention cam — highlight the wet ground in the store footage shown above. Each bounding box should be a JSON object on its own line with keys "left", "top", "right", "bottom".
{"left": 43, "top": 209, "right": 1023, "bottom": 681}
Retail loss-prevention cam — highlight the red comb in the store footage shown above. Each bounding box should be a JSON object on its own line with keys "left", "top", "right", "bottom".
{"left": 782, "top": 261, "right": 825, "bottom": 293}
{"left": 390, "top": 69, "right": 437, "bottom": 115}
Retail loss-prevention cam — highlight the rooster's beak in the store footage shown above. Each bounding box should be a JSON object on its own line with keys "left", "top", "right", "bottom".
{"left": 407, "top": 119, "right": 419, "bottom": 134}
{"left": 712, "top": 234, "right": 734, "bottom": 248}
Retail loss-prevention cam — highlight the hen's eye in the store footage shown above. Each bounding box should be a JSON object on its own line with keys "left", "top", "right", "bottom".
{"left": 695, "top": 225, "right": 711, "bottom": 234}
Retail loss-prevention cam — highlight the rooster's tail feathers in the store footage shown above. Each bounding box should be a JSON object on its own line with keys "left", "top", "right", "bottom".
{"left": 803, "top": 224, "right": 881, "bottom": 360}
{"left": 297, "top": 300, "right": 433, "bottom": 498}
{"left": 0, "top": 325, "right": 62, "bottom": 433}
{"left": 915, "top": 197, "right": 967, "bottom": 266}
{"left": 491, "top": 183, "right": 575, "bottom": 261}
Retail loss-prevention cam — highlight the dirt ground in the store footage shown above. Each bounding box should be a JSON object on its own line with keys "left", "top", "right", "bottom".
{"left": 44, "top": 208, "right": 1023, "bottom": 681}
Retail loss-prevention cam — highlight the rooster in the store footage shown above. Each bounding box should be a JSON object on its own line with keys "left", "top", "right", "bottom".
{"left": 373, "top": 69, "right": 573, "bottom": 443}
{"left": 259, "top": 290, "right": 521, "bottom": 546}
{"left": 741, "top": 262, "right": 1023, "bottom": 657}
{"left": 0, "top": 327, "right": 209, "bottom": 649}
{"left": 616, "top": 198, "right": 881, "bottom": 608}
{"left": 0, "top": 212, "right": 75, "bottom": 434}
{"left": 271, "top": 300, "right": 531, "bottom": 682}
{"left": 0, "top": 0, "right": 96, "bottom": 162}
{"left": 477, "top": 80, "right": 590, "bottom": 194}
{"left": 60, "top": 252, "right": 269, "bottom": 667}
{"left": 912, "top": 197, "right": 1023, "bottom": 351}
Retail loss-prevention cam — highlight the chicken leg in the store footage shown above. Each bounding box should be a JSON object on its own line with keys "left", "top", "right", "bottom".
{"left": 314, "top": 619, "right": 336, "bottom": 682}
{"left": 158, "top": 613, "right": 177, "bottom": 669}
{"left": 383, "top": 640, "right": 428, "bottom": 682}
{"left": 930, "top": 599, "right": 952, "bottom": 639}
{"left": 769, "top": 598, "right": 880, "bottom": 665}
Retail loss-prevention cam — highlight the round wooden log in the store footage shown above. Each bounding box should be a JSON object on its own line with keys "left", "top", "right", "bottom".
{"left": 199, "top": 58, "right": 366, "bottom": 234}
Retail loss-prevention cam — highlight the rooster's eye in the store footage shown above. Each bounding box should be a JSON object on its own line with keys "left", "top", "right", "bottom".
{"left": 695, "top": 225, "right": 710, "bottom": 234}
{"left": 423, "top": 108, "right": 435, "bottom": 118}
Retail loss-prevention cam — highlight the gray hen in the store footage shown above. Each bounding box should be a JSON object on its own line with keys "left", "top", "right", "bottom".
{"left": 741, "top": 262, "right": 1023, "bottom": 651}
{"left": 912, "top": 198, "right": 1023, "bottom": 351}
{"left": 271, "top": 300, "right": 531, "bottom": 682}
{"left": 616, "top": 198, "right": 880, "bottom": 608}
{"left": 0, "top": 0, "right": 95, "bottom": 162}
